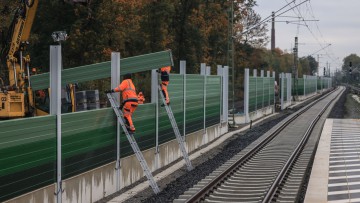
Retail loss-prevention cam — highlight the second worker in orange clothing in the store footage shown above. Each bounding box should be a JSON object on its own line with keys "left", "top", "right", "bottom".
{"left": 160, "top": 66, "right": 171, "bottom": 105}
{"left": 105, "top": 73, "right": 138, "bottom": 133}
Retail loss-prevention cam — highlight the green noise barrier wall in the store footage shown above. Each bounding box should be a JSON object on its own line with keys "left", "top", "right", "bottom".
{"left": 31, "top": 50, "right": 173, "bottom": 91}
{"left": 248, "top": 76, "right": 274, "bottom": 113}
{"left": 263, "top": 77, "right": 270, "bottom": 107}
{"left": 283, "top": 78, "right": 288, "bottom": 102}
{"left": 158, "top": 75, "right": 184, "bottom": 145}
{"left": 186, "top": 75, "right": 205, "bottom": 135}
{"left": 249, "top": 77, "right": 257, "bottom": 112}
{"left": 122, "top": 103, "right": 156, "bottom": 157}
{"left": 0, "top": 116, "right": 56, "bottom": 202}
{"left": 61, "top": 108, "right": 117, "bottom": 179}
{"left": 206, "top": 76, "right": 221, "bottom": 127}
{"left": 293, "top": 78, "right": 304, "bottom": 95}
{"left": 1, "top": 72, "right": 223, "bottom": 202}
{"left": 305, "top": 77, "right": 317, "bottom": 95}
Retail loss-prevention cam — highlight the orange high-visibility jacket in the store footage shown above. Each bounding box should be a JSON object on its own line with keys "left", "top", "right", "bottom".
{"left": 161, "top": 66, "right": 171, "bottom": 73}
{"left": 114, "top": 79, "right": 138, "bottom": 102}
{"left": 161, "top": 66, "right": 171, "bottom": 82}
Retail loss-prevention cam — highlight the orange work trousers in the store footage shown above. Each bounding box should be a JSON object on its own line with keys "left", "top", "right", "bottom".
{"left": 123, "top": 101, "right": 138, "bottom": 131}
{"left": 161, "top": 81, "right": 170, "bottom": 104}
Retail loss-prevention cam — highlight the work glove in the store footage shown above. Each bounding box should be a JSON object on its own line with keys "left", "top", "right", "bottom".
{"left": 104, "top": 89, "right": 114, "bottom": 94}
{"left": 156, "top": 69, "right": 159, "bottom": 73}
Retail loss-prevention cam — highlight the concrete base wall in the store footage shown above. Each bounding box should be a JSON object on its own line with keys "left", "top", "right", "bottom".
{"left": 235, "top": 105, "right": 274, "bottom": 124}
{"left": 282, "top": 100, "right": 292, "bottom": 110}
{"left": 296, "top": 92, "right": 317, "bottom": 101}
{"left": 7, "top": 122, "right": 228, "bottom": 203}
{"left": 5, "top": 184, "right": 56, "bottom": 203}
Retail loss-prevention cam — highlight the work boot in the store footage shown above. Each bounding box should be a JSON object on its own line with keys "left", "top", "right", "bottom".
{"left": 129, "top": 125, "right": 136, "bottom": 133}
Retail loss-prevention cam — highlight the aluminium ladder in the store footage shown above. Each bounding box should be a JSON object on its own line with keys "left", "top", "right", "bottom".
{"left": 158, "top": 85, "right": 193, "bottom": 171}
{"left": 107, "top": 93, "right": 160, "bottom": 194}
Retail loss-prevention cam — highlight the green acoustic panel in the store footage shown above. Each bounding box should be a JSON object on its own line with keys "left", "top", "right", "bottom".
{"left": 317, "top": 79, "right": 322, "bottom": 90}
{"left": 31, "top": 50, "right": 173, "bottom": 90}
{"left": 249, "top": 77, "right": 257, "bottom": 112}
{"left": 61, "top": 108, "right": 116, "bottom": 179}
{"left": 256, "top": 78, "right": 264, "bottom": 110}
{"left": 293, "top": 78, "right": 304, "bottom": 95}
{"left": 158, "top": 74, "right": 184, "bottom": 145}
{"left": 121, "top": 103, "right": 156, "bottom": 157}
{"left": 0, "top": 116, "right": 56, "bottom": 202}
{"left": 283, "top": 78, "right": 287, "bottom": 101}
{"left": 206, "top": 76, "right": 221, "bottom": 127}
{"left": 263, "top": 78, "right": 270, "bottom": 106}
{"left": 186, "top": 75, "right": 204, "bottom": 135}
{"left": 269, "top": 78, "right": 275, "bottom": 105}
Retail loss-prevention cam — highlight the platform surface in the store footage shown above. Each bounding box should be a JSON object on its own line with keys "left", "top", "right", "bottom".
{"left": 305, "top": 119, "right": 360, "bottom": 203}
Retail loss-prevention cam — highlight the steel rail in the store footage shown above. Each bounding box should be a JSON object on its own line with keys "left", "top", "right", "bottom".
{"left": 263, "top": 87, "right": 344, "bottom": 202}
{"left": 183, "top": 88, "right": 338, "bottom": 203}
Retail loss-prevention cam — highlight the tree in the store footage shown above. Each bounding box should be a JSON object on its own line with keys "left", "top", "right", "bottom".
{"left": 234, "top": 8, "right": 269, "bottom": 48}
{"left": 342, "top": 54, "right": 360, "bottom": 71}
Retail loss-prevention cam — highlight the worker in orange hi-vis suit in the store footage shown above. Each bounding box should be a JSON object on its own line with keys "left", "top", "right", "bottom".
{"left": 105, "top": 73, "right": 138, "bottom": 133}
{"left": 160, "top": 66, "right": 171, "bottom": 105}
{"left": 137, "top": 92, "right": 145, "bottom": 104}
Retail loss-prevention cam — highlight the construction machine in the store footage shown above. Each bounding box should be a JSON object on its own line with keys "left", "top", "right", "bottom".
{"left": 0, "top": 0, "right": 90, "bottom": 118}
{"left": 0, "top": 0, "right": 38, "bottom": 118}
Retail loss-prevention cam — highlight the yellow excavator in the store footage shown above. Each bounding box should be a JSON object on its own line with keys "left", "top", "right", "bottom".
{"left": 0, "top": 0, "right": 89, "bottom": 118}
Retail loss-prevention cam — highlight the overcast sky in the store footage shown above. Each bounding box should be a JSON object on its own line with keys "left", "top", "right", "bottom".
{"left": 253, "top": 0, "right": 360, "bottom": 73}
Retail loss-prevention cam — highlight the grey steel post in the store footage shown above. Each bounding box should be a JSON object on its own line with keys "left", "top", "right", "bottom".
{"left": 272, "top": 71, "right": 276, "bottom": 108}
{"left": 201, "top": 63, "right": 206, "bottom": 133}
{"left": 253, "top": 69, "right": 257, "bottom": 111}
{"left": 280, "top": 73, "right": 284, "bottom": 110}
{"left": 244, "top": 68, "right": 250, "bottom": 123}
{"left": 287, "top": 73, "right": 291, "bottom": 102}
{"left": 206, "top": 66, "right": 211, "bottom": 76}
{"left": 303, "top": 75, "right": 306, "bottom": 96}
{"left": 180, "top": 60, "right": 186, "bottom": 140}
{"left": 111, "top": 52, "right": 121, "bottom": 191}
{"left": 217, "top": 65, "right": 223, "bottom": 122}
{"left": 223, "top": 66, "right": 229, "bottom": 123}
{"left": 261, "top": 70, "right": 264, "bottom": 109}
{"left": 200, "top": 64, "right": 206, "bottom": 75}
{"left": 50, "top": 45, "right": 62, "bottom": 203}
{"left": 151, "top": 69, "right": 159, "bottom": 168}
{"left": 267, "top": 71, "right": 270, "bottom": 106}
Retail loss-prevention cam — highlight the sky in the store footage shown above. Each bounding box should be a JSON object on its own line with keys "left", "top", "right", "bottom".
{"left": 253, "top": 0, "right": 360, "bottom": 74}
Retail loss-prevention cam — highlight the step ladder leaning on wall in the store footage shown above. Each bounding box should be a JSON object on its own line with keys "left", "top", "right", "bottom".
{"left": 106, "top": 93, "right": 161, "bottom": 194}
{"left": 158, "top": 85, "right": 193, "bottom": 171}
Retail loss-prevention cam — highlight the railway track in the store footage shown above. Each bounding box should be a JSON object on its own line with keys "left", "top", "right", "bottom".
{"left": 174, "top": 87, "right": 344, "bottom": 203}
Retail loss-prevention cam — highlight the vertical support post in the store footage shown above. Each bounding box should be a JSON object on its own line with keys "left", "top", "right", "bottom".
{"left": 261, "top": 70, "right": 264, "bottom": 109}
{"left": 253, "top": 69, "right": 257, "bottom": 111}
{"left": 217, "top": 65, "right": 223, "bottom": 123}
{"left": 244, "top": 68, "right": 250, "bottom": 123}
{"left": 180, "top": 60, "right": 186, "bottom": 141}
{"left": 50, "top": 45, "right": 62, "bottom": 203}
{"left": 280, "top": 73, "right": 284, "bottom": 110}
{"left": 223, "top": 66, "right": 229, "bottom": 124}
{"left": 304, "top": 75, "right": 306, "bottom": 96}
{"left": 111, "top": 52, "right": 121, "bottom": 191}
{"left": 272, "top": 71, "right": 276, "bottom": 109}
{"left": 267, "top": 71, "right": 270, "bottom": 106}
{"left": 287, "top": 73, "right": 291, "bottom": 102}
{"left": 206, "top": 66, "right": 211, "bottom": 76}
{"left": 201, "top": 63, "right": 206, "bottom": 135}
{"left": 151, "top": 69, "right": 159, "bottom": 169}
